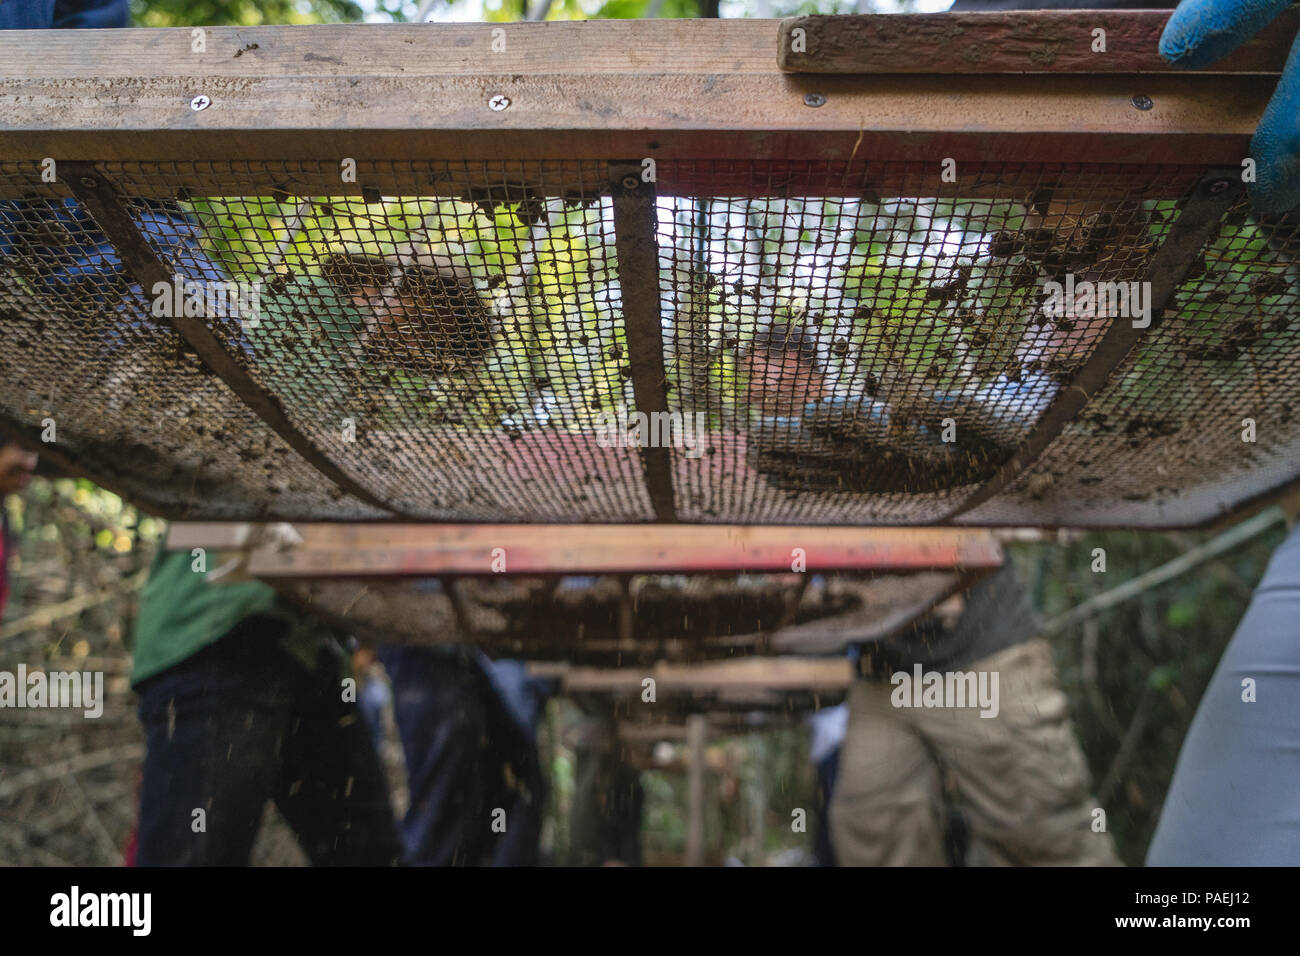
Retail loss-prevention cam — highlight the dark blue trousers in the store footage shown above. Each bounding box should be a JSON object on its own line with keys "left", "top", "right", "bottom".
{"left": 135, "top": 617, "right": 400, "bottom": 866}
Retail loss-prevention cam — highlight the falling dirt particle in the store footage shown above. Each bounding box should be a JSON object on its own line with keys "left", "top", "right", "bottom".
{"left": 1250, "top": 273, "right": 1287, "bottom": 298}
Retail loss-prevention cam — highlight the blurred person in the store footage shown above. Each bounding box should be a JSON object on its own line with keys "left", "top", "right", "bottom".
{"left": 567, "top": 710, "right": 645, "bottom": 867}
{"left": 375, "top": 637, "right": 552, "bottom": 867}
{"left": 0, "top": 0, "right": 126, "bottom": 28}
{"left": 1146, "top": 520, "right": 1300, "bottom": 864}
{"left": 321, "top": 248, "right": 497, "bottom": 378}
{"left": 2, "top": 0, "right": 398, "bottom": 869}
{"left": 806, "top": 703, "right": 846, "bottom": 867}
{"left": 947, "top": 0, "right": 1300, "bottom": 868}
{"left": 1137, "top": 0, "right": 1300, "bottom": 865}
{"left": 742, "top": 331, "right": 1117, "bottom": 865}
{"left": 129, "top": 543, "right": 401, "bottom": 866}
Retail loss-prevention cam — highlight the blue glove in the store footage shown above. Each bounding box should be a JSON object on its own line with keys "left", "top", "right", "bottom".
{"left": 1161, "top": 0, "right": 1300, "bottom": 214}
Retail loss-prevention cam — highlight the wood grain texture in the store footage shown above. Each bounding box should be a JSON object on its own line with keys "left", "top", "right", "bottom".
{"left": 778, "top": 10, "right": 1298, "bottom": 74}
{"left": 0, "top": 18, "right": 1271, "bottom": 188}
{"left": 166, "top": 523, "right": 1005, "bottom": 575}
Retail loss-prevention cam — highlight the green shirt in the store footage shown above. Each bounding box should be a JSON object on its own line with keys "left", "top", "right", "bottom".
{"left": 129, "top": 547, "right": 325, "bottom": 686}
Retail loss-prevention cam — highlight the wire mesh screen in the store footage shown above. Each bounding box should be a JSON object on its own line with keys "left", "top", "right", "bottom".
{"left": 1, "top": 159, "right": 1295, "bottom": 526}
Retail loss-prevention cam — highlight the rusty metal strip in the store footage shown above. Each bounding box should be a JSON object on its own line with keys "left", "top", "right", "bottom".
{"left": 610, "top": 161, "right": 677, "bottom": 522}
{"left": 942, "top": 167, "right": 1244, "bottom": 522}
{"left": 62, "top": 163, "right": 402, "bottom": 518}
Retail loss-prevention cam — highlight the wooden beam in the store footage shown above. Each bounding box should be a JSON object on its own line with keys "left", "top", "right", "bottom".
{"left": 0, "top": 19, "right": 1273, "bottom": 185}
{"left": 777, "top": 10, "right": 1298, "bottom": 75}
{"left": 766, "top": 570, "right": 975, "bottom": 654}
{"left": 543, "top": 657, "right": 854, "bottom": 695}
{"left": 610, "top": 162, "right": 676, "bottom": 522}
{"left": 165, "top": 522, "right": 1004, "bottom": 575}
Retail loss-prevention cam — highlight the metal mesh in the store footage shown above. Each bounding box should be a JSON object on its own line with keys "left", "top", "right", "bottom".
{"left": 1, "top": 160, "right": 1295, "bottom": 526}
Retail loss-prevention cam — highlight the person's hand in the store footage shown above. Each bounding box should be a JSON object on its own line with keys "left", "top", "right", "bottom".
{"left": 1161, "top": 0, "right": 1300, "bottom": 214}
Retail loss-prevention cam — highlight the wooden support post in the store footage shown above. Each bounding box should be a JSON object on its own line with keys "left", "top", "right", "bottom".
{"left": 610, "top": 161, "right": 676, "bottom": 522}
{"left": 685, "top": 714, "right": 708, "bottom": 867}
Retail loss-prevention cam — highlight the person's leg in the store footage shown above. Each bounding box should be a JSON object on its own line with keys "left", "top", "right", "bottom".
{"left": 272, "top": 643, "right": 401, "bottom": 866}
{"left": 920, "top": 638, "right": 1119, "bottom": 866}
{"left": 379, "top": 645, "right": 492, "bottom": 866}
{"left": 478, "top": 658, "right": 549, "bottom": 866}
{"left": 812, "top": 748, "right": 840, "bottom": 866}
{"left": 828, "top": 680, "right": 948, "bottom": 866}
{"left": 135, "top": 618, "right": 297, "bottom": 866}
{"left": 1147, "top": 522, "right": 1300, "bottom": 866}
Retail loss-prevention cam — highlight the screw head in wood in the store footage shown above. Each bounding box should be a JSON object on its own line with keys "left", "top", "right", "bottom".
{"left": 621, "top": 175, "right": 640, "bottom": 190}
{"left": 190, "top": 95, "right": 211, "bottom": 111}
{"left": 488, "top": 94, "right": 511, "bottom": 111}
{"left": 803, "top": 93, "right": 827, "bottom": 108}
{"left": 1131, "top": 94, "right": 1153, "bottom": 111}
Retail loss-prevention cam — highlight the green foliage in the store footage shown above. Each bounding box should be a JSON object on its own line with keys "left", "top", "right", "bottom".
{"left": 133, "top": 0, "right": 368, "bottom": 26}
{"left": 1022, "top": 524, "right": 1288, "bottom": 865}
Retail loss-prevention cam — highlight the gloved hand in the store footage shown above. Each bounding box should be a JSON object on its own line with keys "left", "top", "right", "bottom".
{"left": 1160, "top": 0, "right": 1300, "bottom": 214}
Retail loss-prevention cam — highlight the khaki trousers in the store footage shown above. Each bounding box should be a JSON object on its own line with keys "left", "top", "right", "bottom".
{"left": 828, "top": 638, "right": 1119, "bottom": 866}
